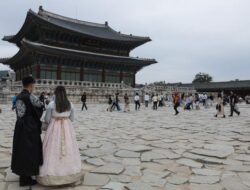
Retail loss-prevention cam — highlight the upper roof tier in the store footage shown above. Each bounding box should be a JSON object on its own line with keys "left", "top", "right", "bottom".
{"left": 3, "top": 6, "right": 151, "bottom": 49}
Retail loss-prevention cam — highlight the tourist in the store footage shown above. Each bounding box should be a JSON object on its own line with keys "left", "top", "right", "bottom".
{"left": 124, "top": 93, "right": 130, "bottom": 112}
{"left": 152, "top": 94, "right": 158, "bottom": 110}
{"left": 173, "top": 92, "right": 180, "bottom": 115}
{"left": 229, "top": 91, "right": 240, "bottom": 117}
{"left": 144, "top": 93, "right": 150, "bottom": 107}
{"left": 184, "top": 94, "right": 193, "bottom": 110}
{"left": 194, "top": 93, "right": 200, "bottom": 110}
{"left": 158, "top": 94, "right": 164, "bottom": 107}
{"left": 111, "top": 93, "right": 121, "bottom": 111}
{"left": 37, "top": 86, "right": 82, "bottom": 186}
{"left": 81, "top": 92, "right": 88, "bottom": 111}
{"left": 11, "top": 76, "right": 44, "bottom": 187}
{"left": 134, "top": 93, "right": 140, "bottom": 110}
{"left": 107, "top": 95, "right": 113, "bottom": 112}
{"left": 215, "top": 93, "right": 226, "bottom": 118}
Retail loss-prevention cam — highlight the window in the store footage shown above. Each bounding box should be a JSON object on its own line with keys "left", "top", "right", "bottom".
{"left": 85, "top": 73, "right": 101, "bottom": 82}
{"left": 61, "top": 72, "right": 80, "bottom": 81}
{"left": 40, "top": 70, "right": 57, "bottom": 80}
{"left": 106, "top": 70, "right": 120, "bottom": 83}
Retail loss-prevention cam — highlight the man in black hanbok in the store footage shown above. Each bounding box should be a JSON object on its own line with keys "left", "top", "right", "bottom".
{"left": 11, "top": 76, "right": 44, "bottom": 187}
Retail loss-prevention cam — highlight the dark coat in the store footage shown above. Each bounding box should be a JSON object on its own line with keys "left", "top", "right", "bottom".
{"left": 11, "top": 90, "right": 43, "bottom": 176}
{"left": 81, "top": 94, "right": 87, "bottom": 102}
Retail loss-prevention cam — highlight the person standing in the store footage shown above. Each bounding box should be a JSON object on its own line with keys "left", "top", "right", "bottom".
{"left": 81, "top": 92, "right": 88, "bottom": 111}
{"left": 144, "top": 93, "right": 150, "bottom": 108}
{"left": 229, "top": 91, "right": 240, "bottom": 117}
{"left": 37, "top": 86, "right": 82, "bottom": 186}
{"left": 152, "top": 94, "right": 158, "bottom": 110}
{"left": 173, "top": 93, "right": 180, "bottom": 115}
{"left": 11, "top": 76, "right": 44, "bottom": 187}
{"left": 134, "top": 93, "right": 140, "bottom": 110}
{"left": 214, "top": 93, "right": 226, "bottom": 118}
{"left": 124, "top": 93, "right": 130, "bottom": 112}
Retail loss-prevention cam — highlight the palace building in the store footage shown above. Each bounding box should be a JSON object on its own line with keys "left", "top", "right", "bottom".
{"left": 1, "top": 6, "right": 156, "bottom": 87}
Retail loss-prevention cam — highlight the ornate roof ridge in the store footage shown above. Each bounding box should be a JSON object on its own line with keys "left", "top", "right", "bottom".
{"left": 38, "top": 6, "right": 107, "bottom": 28}
{"left": 37, "top": 6, "right": 150, "bottom": 40}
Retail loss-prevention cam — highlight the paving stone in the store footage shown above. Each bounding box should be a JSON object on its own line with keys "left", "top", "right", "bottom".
{"left": 189, "top": 175, "right": 220, "bottom": 184}
{"left": 101, "top": 182, "right": 125, "bottom": 190}
{"left": 83, "top": 173, "right": 110, "bottom": 186}
{"left": 167, "top": 174, "right": 188, "bottom": 185}
{"left": 192, "top": 168, "right": 221, "bottom": 176}
{"left": 86, "top": 158, "right": 106, "bottom": 166}
{"left": 176, "top": 158, "right": 203, "bottom": 168}
{"left": 141, "top": 151, "right": 166, "bottom": 161}
{"left": 4, "top": 168, "right": 19, "bottom": 182}
{"left": 118, "top": 145, "right": 152, "bottom": 152}
{"left": 188, "top": 184, "right": 224, "bottom": 190}
{"left": 114, "top": 150, "right": 140, "bottom": 158}
{"left": 141, "top": 174, "right": 167, "bottom": 187}
{"left": 221, "top": 176, "right": 250, "bottom": 190}
{"left": 122, "top": 158, "right": 141, "bottom": 166}
{"left": 91, "top": 163, "right": 124, "bottom": 175}
{"left": 123, "top": 166, "right": 142, "bottom": 176}
{"left": 238, "top": 173, "right": 250, "bottom": 187}
{"left": 125, "top": 182, "right": 154, "bottom": 190}
{"left": 109, "top": 175, "right": 132, "bottom": 183}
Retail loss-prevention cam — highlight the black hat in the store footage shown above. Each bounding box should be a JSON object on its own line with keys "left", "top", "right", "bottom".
{"left": 22, "top": 76, "right": 35, "bottom": 86}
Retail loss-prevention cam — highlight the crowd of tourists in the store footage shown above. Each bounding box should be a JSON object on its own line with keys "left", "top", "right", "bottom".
{"left": 0, "top": 76, "right": 247, "bottom": 188}
{"left": 102, "top": 91, "right": 242, "bottom": 118}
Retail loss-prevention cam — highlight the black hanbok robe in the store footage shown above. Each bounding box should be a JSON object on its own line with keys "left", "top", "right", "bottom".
{"left": 11, "top": 89, "right": 43, "bottom": 176}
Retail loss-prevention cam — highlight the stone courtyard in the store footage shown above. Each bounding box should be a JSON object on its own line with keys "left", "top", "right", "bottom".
{"left": 0, "top": 103, "right": 250, "bottom": 190}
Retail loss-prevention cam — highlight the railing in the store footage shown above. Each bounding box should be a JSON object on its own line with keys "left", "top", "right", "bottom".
{"left": 13, "top": 79, "right": 133, "bottom": 89}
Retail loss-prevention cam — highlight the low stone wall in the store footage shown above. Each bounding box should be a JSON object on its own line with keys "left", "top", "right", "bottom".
{"left": 0, "top": 80, "right": 196, "bottom": 104}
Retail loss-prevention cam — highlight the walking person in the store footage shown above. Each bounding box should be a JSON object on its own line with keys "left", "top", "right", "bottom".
{"left": 11, "top": 76, "right": 44, "bottom": 187}
{"left": 81, "top": 92, "right": 88, "bottom": 111}
{"left": 37, "top": 86, "right": 82, "bottom": 186}
{"left": 134, "top": 93, "right": 140, "bottom": 110}
{"left": 214, "top": 93, "right": 226, "bottom": 118}
{"left": 229, "top": 91, "right": 240, "bottom": 117}
{"left": 111, "top": 93, "right": 121, "bottom": 111}
{"left": 173, "top": 92, "right": 180, "bottom": 115}
{"left": 124, "top": 93, "right": 130, "bottom": 112}
{"left": 144, "top": 93, "right": 150, "bottom": 108}
{"left": 152, "top": 94, "right": 158, "bottom": 110}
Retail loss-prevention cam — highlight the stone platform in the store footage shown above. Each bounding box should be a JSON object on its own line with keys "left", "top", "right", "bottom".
{"left": 0, "top": 103, "right": 250, "bottom": 190}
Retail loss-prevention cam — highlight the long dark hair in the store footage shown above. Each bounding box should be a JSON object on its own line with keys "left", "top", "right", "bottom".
{"left": 54, "top": 86, "right": 71, "bottom": 113}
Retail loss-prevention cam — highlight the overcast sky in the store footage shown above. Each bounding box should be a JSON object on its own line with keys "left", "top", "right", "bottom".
{"left": 0, "top": 0, "right": 250, "bottom": 83}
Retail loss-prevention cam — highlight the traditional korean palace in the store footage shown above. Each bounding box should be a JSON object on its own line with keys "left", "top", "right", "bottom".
{"left": 0, "top": 6, "right": 156, "bottom": 87}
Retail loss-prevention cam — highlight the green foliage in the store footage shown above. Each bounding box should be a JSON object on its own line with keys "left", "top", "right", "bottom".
{"left": 192, "top": 72, "right": 213, "bottom": 83}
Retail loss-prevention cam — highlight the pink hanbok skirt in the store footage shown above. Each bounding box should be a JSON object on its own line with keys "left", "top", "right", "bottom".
{"left": 37, "top": 118, "right": 82, "bottom": 186}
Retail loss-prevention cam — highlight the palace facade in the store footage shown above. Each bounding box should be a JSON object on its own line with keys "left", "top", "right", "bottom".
{"left": 0, "top": 6, "right": 156, "bottom": 87}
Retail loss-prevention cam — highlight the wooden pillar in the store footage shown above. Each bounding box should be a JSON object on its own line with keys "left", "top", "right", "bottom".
{"left": 133, "top": 72, "right": 136, "bottom": 87}
{"left": 102, "top": 67, "right": 106, "bottom": 82}
{"left": 57, "top": 65, "right": 61, "bottom": 80}
{"left": 80, "top": 66, "right": 84, "bottom": 81}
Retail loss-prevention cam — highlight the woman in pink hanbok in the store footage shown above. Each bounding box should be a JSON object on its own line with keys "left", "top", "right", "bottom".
{"left": 37, "top": 86, "right": 82, "bottom": 186}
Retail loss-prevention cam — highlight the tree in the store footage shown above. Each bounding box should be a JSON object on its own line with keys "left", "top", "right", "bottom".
{"left": 192, "top": 72, "right": 213, "bottom": 83}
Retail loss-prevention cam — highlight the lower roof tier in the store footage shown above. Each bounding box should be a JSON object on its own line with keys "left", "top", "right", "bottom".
{"left": 1, "top": 39, "right": 157, "bottom": 72}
